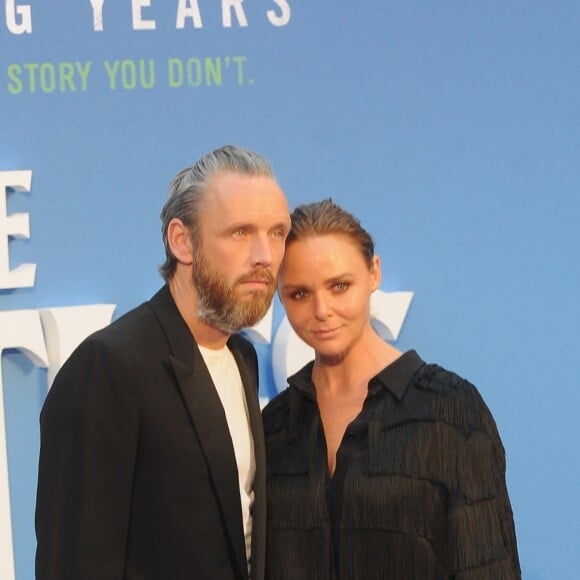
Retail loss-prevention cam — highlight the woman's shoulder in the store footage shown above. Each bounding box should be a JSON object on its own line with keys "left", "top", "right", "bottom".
{"left": 415, "top": 363, "right": 480, "bottom": 397}
{"left": 406, "top": 362, "right": 496, "bottom": 434}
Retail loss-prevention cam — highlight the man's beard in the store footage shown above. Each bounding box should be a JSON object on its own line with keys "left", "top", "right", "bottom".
{"left": 192, "top": 247, "right": 276, "bottom": 334}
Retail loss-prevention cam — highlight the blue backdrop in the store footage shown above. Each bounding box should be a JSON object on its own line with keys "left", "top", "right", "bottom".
{"left": 2, "top": 2, "right": 579, "bottom": 578}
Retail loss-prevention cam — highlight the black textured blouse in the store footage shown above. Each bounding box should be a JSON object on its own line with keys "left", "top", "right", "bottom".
{"left": 262, "top": 351, "right": 521, "bottom": 580}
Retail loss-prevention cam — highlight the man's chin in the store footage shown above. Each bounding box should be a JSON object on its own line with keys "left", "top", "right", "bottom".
{"left": 238, "top": 301, "right": 273, "bottom": 329}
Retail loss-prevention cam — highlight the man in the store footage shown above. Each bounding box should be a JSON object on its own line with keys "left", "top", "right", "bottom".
{"left": 35, "top": 145, "right": 291, "bottom": 580}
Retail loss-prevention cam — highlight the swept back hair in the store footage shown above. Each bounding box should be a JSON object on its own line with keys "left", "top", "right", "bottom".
{"left": 159, "top": 145, "right": 274, "bottom": 281}
{"left": 284, "top": 198, "right": 375, "bottom": 270}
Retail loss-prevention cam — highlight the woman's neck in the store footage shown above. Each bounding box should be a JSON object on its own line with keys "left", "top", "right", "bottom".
{"left": 312, "top": 332, "right": 402, "bottom": 396}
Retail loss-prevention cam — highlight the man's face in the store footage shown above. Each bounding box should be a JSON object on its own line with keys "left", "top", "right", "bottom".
{"left": 192, "top": 171, "right": 290, "bottom": 334}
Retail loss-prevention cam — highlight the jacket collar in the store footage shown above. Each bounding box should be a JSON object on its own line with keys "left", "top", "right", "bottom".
{"left": 147, "top": 285, "right": 255, "bottom": 580}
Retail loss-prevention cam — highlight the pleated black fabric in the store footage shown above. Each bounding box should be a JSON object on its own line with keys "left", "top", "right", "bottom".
{"left": 262, "top": 351, "right": 521, "bottom": 580}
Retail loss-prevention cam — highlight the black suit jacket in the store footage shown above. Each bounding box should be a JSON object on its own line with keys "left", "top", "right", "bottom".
{"left": 35, "top": 286, "right": 266, "bottom": 580}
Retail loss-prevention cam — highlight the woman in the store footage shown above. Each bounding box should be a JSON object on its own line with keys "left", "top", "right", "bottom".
{"left": 262, "top": 199, "right": 521, "bottom": 579}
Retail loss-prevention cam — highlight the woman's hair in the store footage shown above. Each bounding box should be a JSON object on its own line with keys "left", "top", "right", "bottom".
{"left": 285, "top": 198, "right": 375, "bottom": 268}
{"left": 159, "top": 145, "right": 274, "bottom": 281}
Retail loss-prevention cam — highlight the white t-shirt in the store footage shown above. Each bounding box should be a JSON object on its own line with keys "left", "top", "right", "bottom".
{"left": 198, "top": 344, "right": 255, "bottom": 573}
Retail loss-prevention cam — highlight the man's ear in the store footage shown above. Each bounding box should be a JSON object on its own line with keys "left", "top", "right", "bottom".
{"left": 370, "top": 255, "right": 381, "bottom": 292}
{"left": 167, "top": 218, "right": 194, "bottom": 265}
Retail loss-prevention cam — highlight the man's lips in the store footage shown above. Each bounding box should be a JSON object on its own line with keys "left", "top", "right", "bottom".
{"left": 237, "top": 275, "right": 273, "bottom": 292}
{"left": 240, "top": 279, "right": 270, "bottom": 285}
{"left": 237, "top": 270, "right": 274, "bottom": 285}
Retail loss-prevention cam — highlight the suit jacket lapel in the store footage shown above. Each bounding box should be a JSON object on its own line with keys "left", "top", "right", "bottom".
{"left": 229, "top": 335, "right": 267, "bottom": 580}
{"left": 148, "top": 286, "right": 249, "bottom": 580}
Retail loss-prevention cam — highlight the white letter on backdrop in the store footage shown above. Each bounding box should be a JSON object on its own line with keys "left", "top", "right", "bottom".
{"left": 89, "top": 0, "right": 105, "bottom": 31}
{"left": 0, "top": 310, "right": 49, "bottom": 580}
{"left": 5, "top": 0, "right": 32, "bottom": 34}
{"left": 0, "top": 170, "right": 35, "bottom": 289}
{"left": 176, "top": 0, "right": 202, "bottom": 28}
{"left": 267, "top": 0, "right": 291, "bottom": 27}
{"left": 132, "top": 0, "right": 156, "bottom": 30}
{"left": 222, "top": 0, "right": 248, "bottom": 28}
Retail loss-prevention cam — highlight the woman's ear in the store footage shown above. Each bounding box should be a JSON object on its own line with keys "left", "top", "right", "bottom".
{"left": 370, "top": 255, "right": 381, "bottom": 292}
{"left": 167, "top": 218, "right": 194, "bottom": 265}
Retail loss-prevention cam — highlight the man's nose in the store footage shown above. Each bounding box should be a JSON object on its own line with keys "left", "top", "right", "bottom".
{"left": 249, "top": 234, "right": 272, "bottom": 268}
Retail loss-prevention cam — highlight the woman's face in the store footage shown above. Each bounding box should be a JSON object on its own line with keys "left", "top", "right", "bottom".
{"left": 279, "top": 233, "right": 380, "bottom": 361}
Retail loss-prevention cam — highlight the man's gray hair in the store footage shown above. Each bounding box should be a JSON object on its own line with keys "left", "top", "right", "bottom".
{"left": 159, "top": 145, "right": 274, "bottom": 281}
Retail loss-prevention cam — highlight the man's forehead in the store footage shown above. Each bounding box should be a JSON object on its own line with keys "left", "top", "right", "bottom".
{"left": 203, "top": 172, "right": 288, "bottom": 209}
{"left": 198, "top": 172, "right": 289, "bottom": 228}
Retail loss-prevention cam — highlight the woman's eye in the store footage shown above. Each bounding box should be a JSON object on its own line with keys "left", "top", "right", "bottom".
{"left": 291, "top": 290, "right": 308, "bottom": 300}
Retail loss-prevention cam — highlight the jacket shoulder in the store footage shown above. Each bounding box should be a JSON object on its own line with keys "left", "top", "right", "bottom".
{"left": 52, "top": 300, "right": 160, "bottom": 384}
